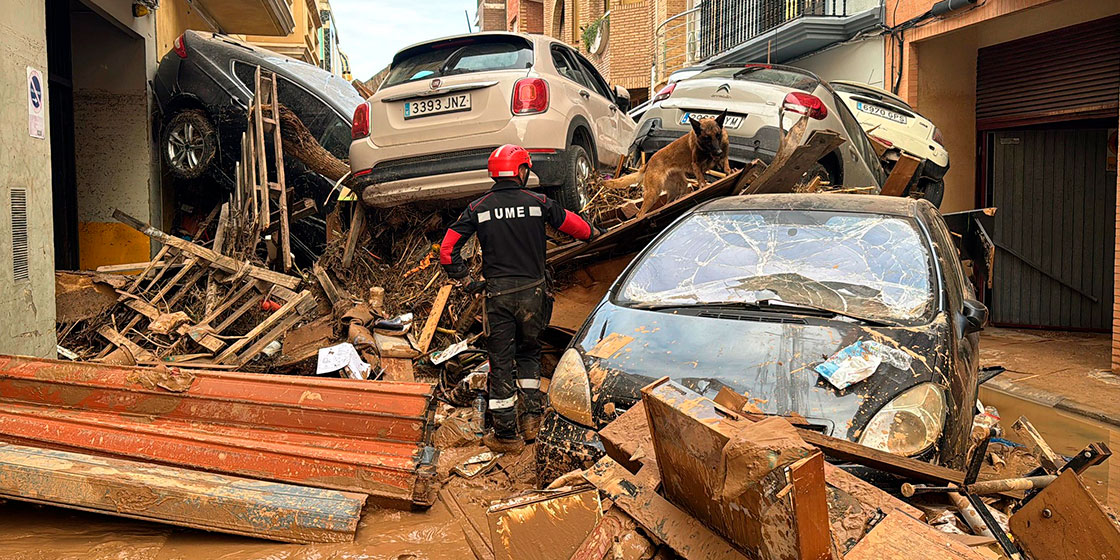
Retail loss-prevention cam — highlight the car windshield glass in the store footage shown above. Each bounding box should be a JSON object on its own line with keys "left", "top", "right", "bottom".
{"left": 693, "top": 66, "right": 819, "bottom": 92}
{"left": 384, "top": 38, "right": 532, "bottom": 88}
{"left": 617, "top": 210, "right": 935, "bottom": 323}
{"left": 832, "top": 82, "right": 913, "bottom": 112}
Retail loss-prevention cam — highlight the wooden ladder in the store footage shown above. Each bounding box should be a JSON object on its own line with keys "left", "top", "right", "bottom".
{"left": 251, "top": 66, "right": 292, "bottom": 272}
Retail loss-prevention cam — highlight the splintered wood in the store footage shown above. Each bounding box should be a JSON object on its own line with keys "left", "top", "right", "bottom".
{"left": 81, "top": 211, "right": 312, "bottom": 367}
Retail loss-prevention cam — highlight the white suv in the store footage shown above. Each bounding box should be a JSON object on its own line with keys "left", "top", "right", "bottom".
{"left": 350, "top": 32, "right": 636, "bottom": 210}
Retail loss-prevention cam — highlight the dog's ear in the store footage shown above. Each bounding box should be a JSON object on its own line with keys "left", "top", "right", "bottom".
{"left": 714, "top": 110, "right": 727, "bottom": 129}
{"left": 689, "top": 117, "right": 703, "bottom": 137}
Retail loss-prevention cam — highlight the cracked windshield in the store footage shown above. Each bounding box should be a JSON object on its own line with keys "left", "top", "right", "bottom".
{"left": 619, "top": 210, "right": 934, "bottom": 323}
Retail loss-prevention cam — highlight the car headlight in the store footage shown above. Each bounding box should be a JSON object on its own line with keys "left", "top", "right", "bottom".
{"left": 549, "top": 348, "right": 594, "bottom": 428}
{"left": 858, "top": 382, "right": 946, "bottom": 457}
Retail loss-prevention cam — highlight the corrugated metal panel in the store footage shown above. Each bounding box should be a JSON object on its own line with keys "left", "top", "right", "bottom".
{"left": 0, "top": 356, "right": 439, "bottom": 508}
{"left": 989, "top": 128, "right": 1116, "bottom": 330}
{"left": 976, "top": 15, "right": 1120, "bottom": 129}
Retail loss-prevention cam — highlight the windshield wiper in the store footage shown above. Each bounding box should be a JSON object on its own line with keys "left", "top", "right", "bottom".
{"left": 631, "top": 300, "right": 893, "bottom": 327}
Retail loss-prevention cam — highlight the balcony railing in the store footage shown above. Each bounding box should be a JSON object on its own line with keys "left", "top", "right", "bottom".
{"left": 698, "top": 0, "right": 851, "bottom": 59}
{"left": 652, "top": 6, "right": 702, "bottom": 93}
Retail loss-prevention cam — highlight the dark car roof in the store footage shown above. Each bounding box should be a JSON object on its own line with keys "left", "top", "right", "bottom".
{"left": 184, "top": 30, "right": 364, "bottom": 115}
{"left": 695, "top": 193, "right": 925, "bottom": 218}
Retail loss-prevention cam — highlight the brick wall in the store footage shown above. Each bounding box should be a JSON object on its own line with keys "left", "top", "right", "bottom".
{"left": 508, "top": 0, "right": 521, "bottom": 29}
{"left": 1114, "top": 111, "right": 1120, "bottom": 372}
{"left": 478, "top": 1, "right": 506, "bottom": 31}
{"left": 521, "top": 0, "right": 545, "bottom": 33}
{"left": 607, "top": 0, "right": 654, "bottom": 95}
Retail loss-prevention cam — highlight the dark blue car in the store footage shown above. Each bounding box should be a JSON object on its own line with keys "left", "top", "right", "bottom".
{"left": 537, "top": 194, "right": 987, "bottom": 482}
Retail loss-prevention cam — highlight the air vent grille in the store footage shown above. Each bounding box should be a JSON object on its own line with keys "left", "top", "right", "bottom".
{"left": 697, "top": 310, "right": 806, "bottom": 324}
{"left": 11, "top": 188, "right": 28, "bottom": 282}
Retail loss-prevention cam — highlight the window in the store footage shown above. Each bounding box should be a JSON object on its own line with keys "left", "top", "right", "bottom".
{"left": 384, "top": 36, "right": 533, "bottom": 89}
{"left": 830, "top": 89, "right": 887, "bottom": 184}
{"left": 617, "top": 210, "right": 936, "bottom": 324}
{"left": 551, "top": 45, "right": 579, "bottom": 83}
{"left": 693, "top": 66, "right": 819, "bottom": 92}
{"left": 571, "top": 52, "right": 612, "bottom": 99}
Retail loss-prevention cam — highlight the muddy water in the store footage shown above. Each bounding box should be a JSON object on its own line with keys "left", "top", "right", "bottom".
{"left": 0, "top": 498, "right": 475, "bottom": 560}
{"left": 980, "top": 385, "right": 1120, "bottom": 509}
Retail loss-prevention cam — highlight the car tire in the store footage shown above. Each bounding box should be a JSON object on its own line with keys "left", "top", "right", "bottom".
{"left": 162, "top": 109, "right": 217, "bottom": 180}
{"left": 922, "top": 179, "right": 945, "bottom": 208}
{"left": 796, "top": 161, "right": 833, "bottom": 191}
{"left": 556, "top": 144, "right": 594, "bottom": 212}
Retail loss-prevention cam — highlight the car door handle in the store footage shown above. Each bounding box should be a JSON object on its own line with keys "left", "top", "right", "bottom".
{"left": 579, "top": 90, "right": 590, "bottom": 99}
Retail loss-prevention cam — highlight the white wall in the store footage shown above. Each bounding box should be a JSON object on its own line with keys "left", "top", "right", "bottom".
{"left": 788, "top": 35, "right": 885, "bottom": 88}
{"left": 0, "top": 0, "right": 57, "bottom": 356}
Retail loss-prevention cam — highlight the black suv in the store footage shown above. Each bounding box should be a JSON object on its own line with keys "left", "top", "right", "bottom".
{"left": 153, "top": 31, "right": 365, "bottom": 192}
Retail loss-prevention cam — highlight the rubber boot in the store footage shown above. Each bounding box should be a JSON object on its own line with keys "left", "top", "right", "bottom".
{"left": 482, "top": 431, "right": 526, "bottom": 453}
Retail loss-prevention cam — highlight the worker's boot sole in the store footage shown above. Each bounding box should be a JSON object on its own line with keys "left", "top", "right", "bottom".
{"left": 482, "top": 432, "right": 526, "bottom": 454}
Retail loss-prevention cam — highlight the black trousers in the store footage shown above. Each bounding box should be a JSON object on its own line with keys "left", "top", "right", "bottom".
{"left": 484, "top": 277, "right": 550, "bottom": 438}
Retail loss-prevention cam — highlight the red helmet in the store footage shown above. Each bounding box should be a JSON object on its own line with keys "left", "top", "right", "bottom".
{"left": 488, "top": 144, "right": 532, "bottom": 179}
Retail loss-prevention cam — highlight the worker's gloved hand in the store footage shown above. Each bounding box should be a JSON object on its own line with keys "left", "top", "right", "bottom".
{"left": 464, "top": 279, "right": 487, "bottom": 294}
{"left": 587, "top": 225, "right": 607, "bottom": 242}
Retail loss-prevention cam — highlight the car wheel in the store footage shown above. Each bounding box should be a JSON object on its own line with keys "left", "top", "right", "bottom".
{"left": 796, "top": 161, "right": 833, "bottom": 191}
{"left": 162, "top": 109, "right": 216, "bottom": 180}
{"left": 921, "top": 179, "right": 945, "bottom": 208}
{"left": 556, "top": 144, "right": 594, "bottom": 212}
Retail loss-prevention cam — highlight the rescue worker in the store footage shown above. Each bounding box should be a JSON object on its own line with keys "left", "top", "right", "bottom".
{"left": 439, "top": 144, "right": 599, "bottom": 453}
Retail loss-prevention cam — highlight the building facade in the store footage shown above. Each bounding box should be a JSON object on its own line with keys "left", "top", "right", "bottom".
{"left": 882, "top": 0, "right": 1120, "bottom": 369}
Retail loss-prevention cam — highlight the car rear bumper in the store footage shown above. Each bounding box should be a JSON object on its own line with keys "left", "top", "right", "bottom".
{"left": 534, "top": 410, "right": 605, "bottom": 485}
{"left": 354, "top": 147, "right": 568, "bottom": 207}
{"left": 631, "top": 118, "right": 782, "bottom": 166}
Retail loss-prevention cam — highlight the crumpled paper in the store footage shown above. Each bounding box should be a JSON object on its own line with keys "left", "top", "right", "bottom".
{"left": 316, "top": 342, "right": 371, "bottom": 380}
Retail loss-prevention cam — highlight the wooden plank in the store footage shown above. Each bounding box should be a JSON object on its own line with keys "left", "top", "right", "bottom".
{"left": 374, "top": 332, "right": 419, "bottom": 359}
{"left": 417, "top": 284, "right": 453, "bottom": 354}
{"left": 822, "top": 462, "right": 925, "bottom": 522}
{"left": 487, "top": 488, "right": 601, "bottom": 560}
{"left": 265, "top": 197, "right": 316, "bottom": 234}
{"left": 164, "top": 264, "right": 209, "bottom": 309}
{"left": 583, "top": 456, "right": 748, "bottom": 560}
{"left": 96, "top": 326, "right": 156, "bottom": 363}
{"left": 127, "top": 246, "right": 171, "bottom": 292}
{"left": 214, "top": 291, "right": 266, "bottom": 333}
{"left": 342, "top": 203, "right": 366, "bottom": 268}
{"left": 381, "top": 358, "right": 415, "bottom": 382}
{"left": 440, "top": 487, "right": 495, "bottom": 560}
{"left": 96, "top": 261, "right": 170, "bottom": 274}
{"left": 312, "top": 263, "right": 342, "bottom": 308}
{"left": 0, "top": 442, "right": 365, "bottom": 544}
{"left": 270, "top": 75, "right": 292, "bottom": 273}
{"left": 1009, "top": 469, "right": 1120, "bottom": 560}
{"left": 797, "top": 429, "right": 970, "bottom": 487}
{"left": 235, "top": 310, "right": 305, "bottom": 366}
{"left": 123, "top": 298, "right": 161, "bottom": 320}
{"left": 789, "top": 453, "right": 831, "bottom": 558}
{"left": 253, "top": 66, "right": 271, "bottom": 228}
{"left": 215, "top": 290, "right": 312, "bottom": 363}
{"left": 742, "top": 128, "right": 846, "bottom": 195}
{"left": 197, "top": 280, "right": 263, "bottom": 327}
{"left": 845, "top": 511, "right": 986, "bottom": 560}
{"left": 879, "top": 153, "right": 922, "bottom": 197}
{"left": 113, "top": 209, "right": 302, "bottom": 290}
{"left": 1011, "top": 415, "right": 1064, "bottom": 473}
{"left": 598, "top": 401, "right": 655, "bottom": 475}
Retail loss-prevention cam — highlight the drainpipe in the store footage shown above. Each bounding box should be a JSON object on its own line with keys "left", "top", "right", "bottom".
{"left": 887, "top": 0, "right": 979, "bottom": 93}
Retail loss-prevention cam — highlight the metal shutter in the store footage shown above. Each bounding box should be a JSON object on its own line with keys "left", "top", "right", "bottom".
{"left": 976, "top": 14, "right": 1120, "bottom": 130}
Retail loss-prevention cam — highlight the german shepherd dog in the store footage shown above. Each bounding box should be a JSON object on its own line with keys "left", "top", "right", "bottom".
{"left": 607, "top": 110, "right": 731, "bottom": 218}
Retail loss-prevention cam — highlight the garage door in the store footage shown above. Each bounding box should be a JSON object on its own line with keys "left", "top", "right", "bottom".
{"left": 988, "top": 128, "right": 1116, "bottom": 330}
{"left": 976, "top": 15, "right": 1120, "bottom": 130}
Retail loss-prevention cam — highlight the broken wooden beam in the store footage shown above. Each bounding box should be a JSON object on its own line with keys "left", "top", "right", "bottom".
{"left": 844, "top": 510, "right": 986, "bottom": 560}
{"left": 741, "top": 127, "right": 845, "bottom": 195}
{"left": 1009, "top": 469, "right": 1120, "bottom": 560}
{"left": 342, "top": 203, "right": 366, "bottom": 268}
{"left": 0, "top": 442, "right": 365, "bottom": 543}
{"left": 1011, "top": 415, "right": 1064, "bottom": 473}
{"left": 417, "top": 284, "right": 453, "bottom": 354}
{"left": 879, "top": 152, "right": 922, "bottom": 197}
{"left": 112, "top": 209, "right": 301, "bottom": 290}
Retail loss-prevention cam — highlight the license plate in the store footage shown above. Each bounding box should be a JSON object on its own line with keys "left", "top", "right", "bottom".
{"left": 856, "top": 101, "right": 907, "bottom": 124}
{"left": 403, "top": 93, "right": 471, "bottom": 119}
{"left": 680, "top": 111, "right": 743, "bottom": 129}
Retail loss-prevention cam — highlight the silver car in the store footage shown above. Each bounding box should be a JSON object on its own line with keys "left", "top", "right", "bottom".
{"left": 630, "top": 64, "right": 886, "bottom": 189}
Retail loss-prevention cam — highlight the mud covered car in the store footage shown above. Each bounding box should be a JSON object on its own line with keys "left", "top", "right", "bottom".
{"left": 537, "top": 194, "right": 987, "bottom": 482}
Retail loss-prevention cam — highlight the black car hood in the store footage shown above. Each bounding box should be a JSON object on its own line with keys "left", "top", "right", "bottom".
{"left": 575, "top": 301, "right": 953, "bottom": 440}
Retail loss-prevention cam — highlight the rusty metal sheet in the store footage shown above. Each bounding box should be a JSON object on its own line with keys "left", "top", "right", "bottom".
{"left": 0, "top": 442, "right": 365, "bottom": 543}
{"left": 0, "top": 356, "right": 438, "bottom": 508}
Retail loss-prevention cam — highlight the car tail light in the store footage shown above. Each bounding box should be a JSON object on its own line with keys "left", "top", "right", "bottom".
{"left": 932, "top": 127, "right": 945, "bottom": 147}
{"left": 173, "top": 34, "right": 187, "bottom": 59}
{"left": 351, "top": 102, "right": 370, "bottom": 140}
{"left": 652, "top": 83, "right": 676, "bottom": 103}
{"left": 512, "top": 78, "right": 549, "bottom": 115}
{"left": 782, "top": 92, "right": 828, "bottom": 120}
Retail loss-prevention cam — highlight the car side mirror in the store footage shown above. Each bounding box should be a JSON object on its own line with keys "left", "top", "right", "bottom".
{"left": 613, "top": 85, "right": 631, "bottom": 112}
{"left": 961, "top": 299, "right": 988, "bottom": 335}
